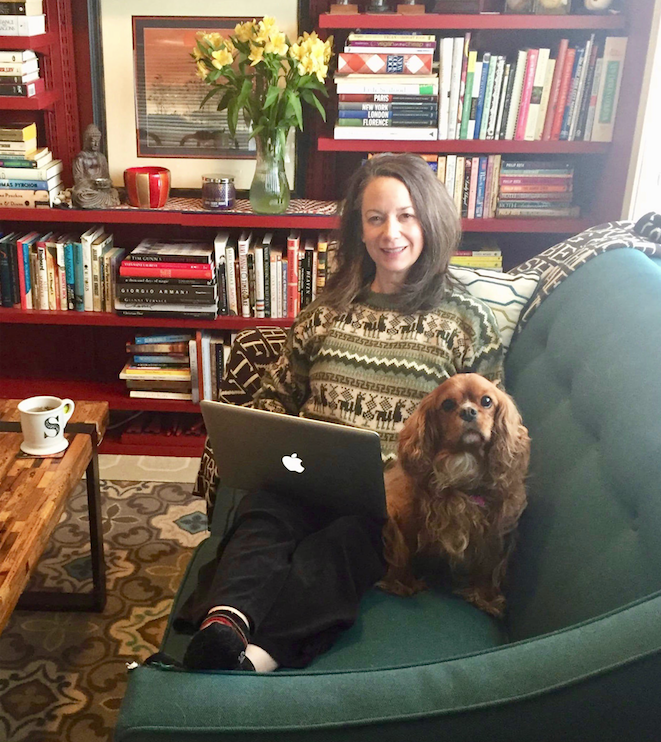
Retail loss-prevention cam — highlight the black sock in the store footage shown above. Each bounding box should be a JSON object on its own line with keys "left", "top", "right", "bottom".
{"left": 183, "top": 608, "right": 251, "bottom": 671}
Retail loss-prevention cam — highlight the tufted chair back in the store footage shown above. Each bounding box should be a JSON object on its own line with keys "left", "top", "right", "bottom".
{"left": 504, "top": 249, "right": 661, "bottom": 641}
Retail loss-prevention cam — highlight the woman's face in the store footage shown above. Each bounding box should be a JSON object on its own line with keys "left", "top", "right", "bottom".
{"left": 361, "top": 176, "right": 424, "bottom": 294}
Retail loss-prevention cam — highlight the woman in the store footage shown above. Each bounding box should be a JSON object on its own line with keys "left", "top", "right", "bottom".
{"left": 176, "top": 153, "right": 504, "bottom": 672}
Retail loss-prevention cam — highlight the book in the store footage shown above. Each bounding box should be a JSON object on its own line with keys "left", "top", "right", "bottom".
{"left": 118, "top": 261, "right": 214, "bottom": 278}
{"left": 333, "top": 126, "right": 438, "bottom": 140}
{"left": 115, "top": 301, "right": 218, "bottom": 316}
{"left": 236, "top": 230, "right": 252, "bottom": 318}
{"left": 128, "top": 390, "right": 193, "bottom": 401}
{"left": 0, "top": 58, "right": 39, "bottom": 76}
{"left": 550, "top": 46, "right": 576, "bottom": 140}
{"left": 16, "top": 230, "right": 38, "bottom": 309}
{"left": 559, "top": 44, "right": 585, "bottom": 141}
{"left": 496, "top": 206, "right": 580, "bottom": 217}
{"left": 0, "top": 173, "right": 61, "bottom": 190}
{"left": 224, "top": 238, "right": 238, "bottom": 315}
{"left": 34, "top": 231, "right": 51, "bottom": 310}
{"left": 486, "top": 56, "right": 506, "bottom": 141}
{"left": 116, "top": 282, "right": 218, "bottom": 305}
{"left": 591, "top": 36, "right": 628, "bottom": 143}
{"left": 90, "top": 231, "right": 113, "bottom": 311}
{"left": 0, "top": 50, "right": 35, "bottom": 63}
{"left": 0, "top": 122, "right": 36, "bottom": 141}
{"left": 286, "top": 230, "right": 300, "bottom": 318}
{"left": 569, "top": 34, "right": 595, "bottom": 141}
{"left": 119, "top": 363, "right": 192, "bottom": 381}
{"left": 447, "top": 36, "right": 464, "bottom": 140}
{"left": 504, "top": 50, "right": 527, "bottom": 140}
{"left": 337, "top": 52, "right": 434, "bottom": 76}
{"left": 0, "top": 187, "right": 56, "bottom": 207}
{"left": 473, "top": 52, "right": 491, "bottom": 141}
{"left": 478, "top": 54, "right": 497, "bottom": 140}
{"left": 0, "top": 136, "right": 36, "bottom": 152}
{"left": 534, "top": 58, "right": 556, "bottom": 141}
{"left": 335, "top": 77, "right": 439, "bottom": 96}
{"left": 0, "top": 148, "right": 52, "bottom": 169}
{"left": 0, "top": 13, "right": 45, "bottom": 34}
{"left": 336, "top": 115, "right": 438, "bottom": 126}
{"left": 515, "top": 49, "right": 539, "bottom": 141}
{"left": 0, "top": 78, "right": 44, "bottom": 97}
{"left": 0, "top": 1, "right": 44, "bottom": 14}
{"left": 125, "top": 239, "right": 213, "bottom": 264}
{"left": 467, "top": 59, "right": 483, "bottom": 139}
{"left": 524, "top": 48, "right": 550, "bottom": 141}
{"left": 339, "top": 93, "right": 437, "bottom": 104}
{"left": 134, "top": 333, "right": 193, "bottom": 345}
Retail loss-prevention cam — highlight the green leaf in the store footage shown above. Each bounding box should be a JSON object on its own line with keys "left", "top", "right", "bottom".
{"left": 286, "top": 89, "right": 303, "bottom": 130}
{"left": 264, "top": 84, "right": 281, "bottom": 110}
{"left": 227, "top": 98, "right": 239, "bottom": 137}
{"left": 215, "top": 89, "right": 233, "bottom": 113}
{"left": 309, "top": 93, "right": 326, "bottom": 121}
{"left": 236, "top": 77, "right": 252, "bottom": 110}
{"left": 199, "top": 86, "right": 221, "bottom": 109}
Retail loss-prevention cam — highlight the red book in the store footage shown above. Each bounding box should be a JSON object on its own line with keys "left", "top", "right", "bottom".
{"left": 542, "top": 39, "right": 569, "bottom": 141}
{"left": 550, "top": 47, "right": 576, "bottom": 141}
{"left": 500, "top": 176, "right": 573, "bottom": 186}
{"left": 338, "top": 93, "right": 437, "bottom": 103}
{"left": 499, "top": 184, "right": 572, "bottom": 193}
{"left": 286, "top": 230, "right": 300, "bottom": 318}
{"left": 514, "top": 49, "right": 539, "bottom": 141}
{"left": 119, "top": 264, "right": 214, "bottom": 279}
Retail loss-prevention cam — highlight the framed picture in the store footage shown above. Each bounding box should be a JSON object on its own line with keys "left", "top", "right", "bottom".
{"left": 91, "top": 1, "right": 299, "bottom": 190}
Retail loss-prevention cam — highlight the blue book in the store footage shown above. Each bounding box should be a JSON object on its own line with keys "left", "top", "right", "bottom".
{"left": 560, "top": 46, "right": 584, "bottom": 141}
{"left": 134, "top": 333, "right": 193, "bottom": 344}
{"left": 0, "top": 178, "right": 53, "bottom": 190}
{"left": 73, "top": 239, "right": 85, "bottom": 311}
{"left": 132, "top": 355, "right": 189, "bottom": 365}
{"left": 474, "top": 157, "right": 489, "bottom": 219}
{"left": 63, "top": 238, "right": 76, "bottom": 310}
{"left": 473, "top": 53, "right": 491, "bottom": 140}
{"left": 19, "top": 232, "right": 39, "bottom": 308}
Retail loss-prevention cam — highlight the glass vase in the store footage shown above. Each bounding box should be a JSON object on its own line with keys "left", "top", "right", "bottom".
{"left": 249, "top": 134, "right": 290, "bottom": 215}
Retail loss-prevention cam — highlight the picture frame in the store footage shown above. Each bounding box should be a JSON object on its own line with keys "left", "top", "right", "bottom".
{"left": 89, "top": 1, "right": 300, "bottom": 191}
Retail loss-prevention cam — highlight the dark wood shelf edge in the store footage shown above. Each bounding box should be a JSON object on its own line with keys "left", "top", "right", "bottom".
{"left": 0, "top": 307, "right": 294, "bottom": 329}
{"left": 318, "top": 12, "right": 627, "bottom": 30}
{"left": 317, "top": 138, "right": 611, "bottom": 154}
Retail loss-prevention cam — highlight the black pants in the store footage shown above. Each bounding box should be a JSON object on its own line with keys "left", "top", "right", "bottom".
{"left": 174, "top": 490, "right": 387, "bottom": 668}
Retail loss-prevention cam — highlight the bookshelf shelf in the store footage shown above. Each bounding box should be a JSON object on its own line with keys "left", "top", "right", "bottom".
{"left": 318, "top": 13, "right": 627, "bottom": 31}
{"left": 0, "top": 307, "right": 294, "bottom": 331}
{"left": 0, "top": 198, "right": 339, "bottom": 229}
{"left": 100, "top": 434, "right": 206, "bottom": 458}
{"left": 0, "top": 377, "right": 201, "bottom": 413}
{"left": 0, "top": 90, "right": 60, "bottom": 111}
{"left": 317, "top": 138, "right": 611, "bottom": 154}
{"left": 0, "top": 32, "right": 57, "bottom": 50}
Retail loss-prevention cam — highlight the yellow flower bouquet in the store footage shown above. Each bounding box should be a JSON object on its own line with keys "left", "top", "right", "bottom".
{"left": 193, "top": 18, "right": 333, "bottom": 213}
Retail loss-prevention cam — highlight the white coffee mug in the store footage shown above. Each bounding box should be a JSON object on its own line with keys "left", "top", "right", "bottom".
{"left": 18, "top": 395, "right": 75, "bottom": 456}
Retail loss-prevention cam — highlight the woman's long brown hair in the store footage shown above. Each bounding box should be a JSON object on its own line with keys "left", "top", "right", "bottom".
{"left": 318, "top": 153, "right": 462, "bottom": 314}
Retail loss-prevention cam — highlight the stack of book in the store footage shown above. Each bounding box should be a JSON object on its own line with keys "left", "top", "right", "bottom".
{"left": 215, "top": 230, "right": 329, "bottom": 319}
{"left": 439, "top": 34, "right": 627, "bottom": 143}
{"left": 0, "top": 123, "right": 61, "bottom": 207}
{"left": 0, "top": 1, "right": 45, "bottom": 37}
{"left": 496, "top": 160, "right": 578, "bottom": 218}
{"left": 119, "top": 333, "right": 198, "bottom": 402}
{"left": 0, "top": 228, "right": 125, "bottom": 310}
{"left": 0, "top": 45, "right": 44, "bottom": 98}
{"left": 333, "top": 31, "right": 439, "bottom": 142}
{"left": 116, "top": 239, "right": 218, "bottom": 320}
{"left": 450, "top": 237, "right": 502, "bottom": 271}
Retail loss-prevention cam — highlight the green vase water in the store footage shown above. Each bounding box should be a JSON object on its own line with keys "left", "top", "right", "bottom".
{"left": 249, "top": 134, "right": 290, "bottom": 215}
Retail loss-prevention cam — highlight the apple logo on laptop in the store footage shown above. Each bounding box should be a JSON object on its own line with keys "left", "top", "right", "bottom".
{"left": 282, "top": 453, "right": 305, "bottom": 473}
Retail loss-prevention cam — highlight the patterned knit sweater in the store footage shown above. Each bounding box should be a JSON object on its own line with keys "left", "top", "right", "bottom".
{"left": 253, "top": 287, "right": 504, "bottom": 463}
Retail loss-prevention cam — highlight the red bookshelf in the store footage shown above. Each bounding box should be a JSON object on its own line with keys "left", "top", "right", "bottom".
{"left": 318, "top": 12, "right": 627, "bottom": 31}
{"left": 0, "top": 32, "right": 57, "bottom": 50}
{"left": 0, "top": 307, "right": 294, "bottom": 331}
{"left": 100, "top": 434, "right": 206, "bottom": 458}
{"left": 0, "top": 90, "right": 60, "bottom": 111}
{"left": 317, "top": 138, "right": 611, "bottom": 155}
{"left": 0, "top": 377, "right": 200, "bottom": 413}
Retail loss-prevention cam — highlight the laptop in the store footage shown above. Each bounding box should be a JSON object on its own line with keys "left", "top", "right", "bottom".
{"left": 200, "top": 401, "right": 387, "bottom": 520}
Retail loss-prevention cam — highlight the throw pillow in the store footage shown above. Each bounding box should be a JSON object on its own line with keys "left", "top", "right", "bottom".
{"left": 448, "top": 265, "right": 540, "bottom": 350}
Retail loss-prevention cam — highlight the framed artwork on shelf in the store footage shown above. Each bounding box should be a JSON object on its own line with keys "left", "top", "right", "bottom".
{"left": 90, "top": 1, "right": 299, "bottom": 191}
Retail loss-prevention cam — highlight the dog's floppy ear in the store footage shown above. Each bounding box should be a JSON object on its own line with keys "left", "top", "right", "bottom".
{"left": 398, "top": 392, "right": 445, "bottom": 477}
{"left": 487, "top": 389, "right": 530, "bottom": 496}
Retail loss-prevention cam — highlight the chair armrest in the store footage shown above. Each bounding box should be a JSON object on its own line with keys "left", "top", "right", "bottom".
{"left": 116, "top": 591, "right": 661, "bottom": 741}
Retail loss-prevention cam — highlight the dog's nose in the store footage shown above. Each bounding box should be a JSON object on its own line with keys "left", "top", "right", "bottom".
{"left": 459, "top": 407, "right": 478, "bottom": 422}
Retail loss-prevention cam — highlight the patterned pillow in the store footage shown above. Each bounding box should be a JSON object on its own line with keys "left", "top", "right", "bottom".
{"left": 448, "top": 266, "right": 540, "bottom": 350}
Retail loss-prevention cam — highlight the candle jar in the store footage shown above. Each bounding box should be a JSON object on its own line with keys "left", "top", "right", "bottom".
{"left": 202, "top": 174, "right": 235, "bottom": 210}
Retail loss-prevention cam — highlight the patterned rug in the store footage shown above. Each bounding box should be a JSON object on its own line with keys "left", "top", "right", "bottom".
{"left": 0, "top": 480, "right": 207, "bottom": 742}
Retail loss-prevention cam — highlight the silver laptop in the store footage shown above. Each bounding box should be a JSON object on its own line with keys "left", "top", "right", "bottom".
{"left": 200, "top": 401, "right": 387, "bottom": 520}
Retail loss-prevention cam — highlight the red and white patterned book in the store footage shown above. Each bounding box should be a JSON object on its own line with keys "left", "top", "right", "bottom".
{"left": 337, "top": 52, "right": 433, "bottom": 76}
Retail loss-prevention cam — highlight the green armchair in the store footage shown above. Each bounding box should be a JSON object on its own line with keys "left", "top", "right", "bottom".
{"left": 115, "top": 217, "right": 661, "bottom": 742}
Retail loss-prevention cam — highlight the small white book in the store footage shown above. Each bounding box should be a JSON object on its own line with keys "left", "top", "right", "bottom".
{"left": 591, "top": 37, "right": 628, "bottom": 142}
{"left": 237, "top": 230, "right": 253, "bottom": 319}
{"left": 524, "top": 48, "right": 551, "bottom": 141}
{"left": 333, "top": 126, "right": 438, "bottom": 141}
{"left": 0, "top": 14, "right": 46, "bottom": 35}
{"left": 80, "top": 225, "right": 104, "bottom": 312}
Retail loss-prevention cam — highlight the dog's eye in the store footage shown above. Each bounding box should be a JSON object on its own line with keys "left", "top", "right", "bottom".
{"left": 481, "top": 395, "right": 493, "bottom": 408}
{"left": 441, "top": 399, "right": 456, "bottom": 412}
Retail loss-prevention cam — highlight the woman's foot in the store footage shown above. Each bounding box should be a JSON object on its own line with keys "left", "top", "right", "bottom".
{"left": 183, "top": 607, "right": 251, "bottom": 670}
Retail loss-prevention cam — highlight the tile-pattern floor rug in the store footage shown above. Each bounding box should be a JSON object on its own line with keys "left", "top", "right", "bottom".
{"left": 0, "top": 480, "right": 208, "bottom": 742}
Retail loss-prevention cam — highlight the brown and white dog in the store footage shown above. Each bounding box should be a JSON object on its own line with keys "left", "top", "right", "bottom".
{"left": 380, "top": 373, "right": 530, "bottom": 618}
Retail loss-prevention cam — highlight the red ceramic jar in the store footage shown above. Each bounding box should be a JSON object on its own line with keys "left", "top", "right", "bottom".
{"left": 123, "top": 166, "right": 171, "bottom": 208}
